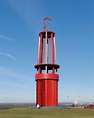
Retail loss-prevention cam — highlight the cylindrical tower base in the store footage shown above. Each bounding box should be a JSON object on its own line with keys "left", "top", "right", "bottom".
{"left": 35, "top": 73, "right": 59, "bottom": 107}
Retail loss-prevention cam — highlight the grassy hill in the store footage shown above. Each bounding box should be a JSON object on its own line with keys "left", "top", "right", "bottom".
{"left": 0, "top": 108, "right": 94, "bottom": 118}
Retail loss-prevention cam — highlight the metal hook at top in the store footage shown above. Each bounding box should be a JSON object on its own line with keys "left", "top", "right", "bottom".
{"left": 43, "top": 17, "right": 52, "bottom": 30}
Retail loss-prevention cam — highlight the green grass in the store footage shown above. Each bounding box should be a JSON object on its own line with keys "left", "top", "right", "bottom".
{"left": 0, "top": 108, "right": 94, "bottom": 118}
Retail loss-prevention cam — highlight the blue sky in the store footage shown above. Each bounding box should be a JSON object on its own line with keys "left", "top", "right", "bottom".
{"left": 0, "top": 0, "right": 94, "bottom": 103}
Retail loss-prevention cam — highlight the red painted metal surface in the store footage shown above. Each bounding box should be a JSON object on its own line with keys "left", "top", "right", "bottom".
{"left": 35, "top": 18, "right": 60, "bottom": 107}
{"left": 43, "top": 17, "right": 51, "bottom": 30}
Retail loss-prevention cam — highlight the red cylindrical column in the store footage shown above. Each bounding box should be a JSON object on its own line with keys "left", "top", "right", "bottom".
{"left": 35, "top": 30, "right": 60, "bottom": 107}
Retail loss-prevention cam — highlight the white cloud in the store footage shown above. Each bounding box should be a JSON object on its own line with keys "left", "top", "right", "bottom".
{"left": 0, "top": 67, "right": 32, "bottom": 80}
{"left": 7, "top": 0, "right": 45, "bottom": 31}
{"left": 0, "top": 34, "right": 14, "bottom": 41}
{"left": 0, "top": 81, "right": 31, "bottom": 90}
{"left": 0, "top": 51, "right": 17, "bottom": 61}
{"left": 0, "top": 67, "right": 35, "bottom": 102}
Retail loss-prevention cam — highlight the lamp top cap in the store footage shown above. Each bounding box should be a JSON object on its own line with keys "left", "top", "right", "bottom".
{"left": 39, "top": 17, "right": 55, "bottom": 37}
{"left": 39, "top": 30, "right": 55, "bottom": 37}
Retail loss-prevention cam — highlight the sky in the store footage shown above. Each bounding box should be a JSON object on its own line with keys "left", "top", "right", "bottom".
{"left": 0, "top": 0, "right": 94, "bottom": 103}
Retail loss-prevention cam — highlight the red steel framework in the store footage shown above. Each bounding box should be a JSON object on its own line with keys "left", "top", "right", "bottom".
{"left": 34, "top": 18, "right": 60, "bottom": 107}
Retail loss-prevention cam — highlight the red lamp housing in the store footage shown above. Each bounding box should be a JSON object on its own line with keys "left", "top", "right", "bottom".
{"left": 35, "top": 29, "right": 60, "bottom": 107}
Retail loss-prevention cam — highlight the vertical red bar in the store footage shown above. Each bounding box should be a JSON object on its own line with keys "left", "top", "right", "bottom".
{"left": 45, "top": 31, "right": 48, "bottom": 63}
{"left": 56, "top": 81, "right": 58, "bottom": 106}
{"left": 51, "top": 33, "right": 55, "bottom": 73}
{"left": 51, "top": 33, "right": 55, "bottom": 63}
{"left": 45, "top": 79, "right": 47, "bottom": 106}
{"left": 38, "top": 33, "right": 43, "bottom": 63}
{"left": 53, "top": 37, "right": 56, "bottom": 63}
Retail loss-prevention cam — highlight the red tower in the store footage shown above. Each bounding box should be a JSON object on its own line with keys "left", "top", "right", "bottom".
{"left": 34, "top": 18, "right": 60, "bottom": 107}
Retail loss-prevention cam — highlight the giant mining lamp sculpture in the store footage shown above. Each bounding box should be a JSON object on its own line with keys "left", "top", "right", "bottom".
{"left": 34, "top": 17, "right": 60, "bottom": 107}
